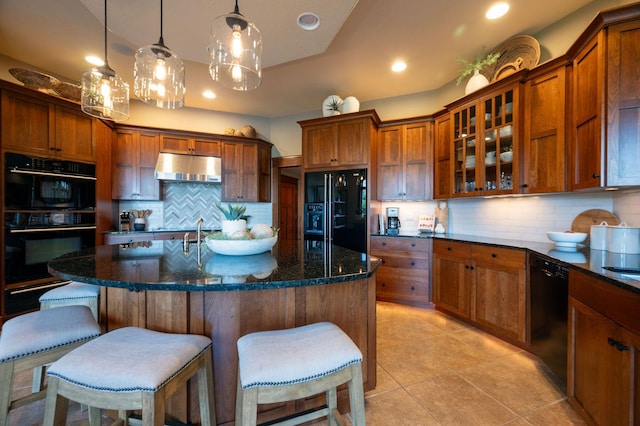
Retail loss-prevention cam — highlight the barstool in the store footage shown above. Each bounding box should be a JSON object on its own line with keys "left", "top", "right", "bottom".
{"left": 33, "top": 282, "right": 101, "bottom": 392}
{"left": 0, "top": 305, "right": 101, "bottom": 426}
{"left": 43, "top": 326, "right": 217, "bottom": 426}
{"left": 235, "top": 322, "right": 366, "bottom": 426}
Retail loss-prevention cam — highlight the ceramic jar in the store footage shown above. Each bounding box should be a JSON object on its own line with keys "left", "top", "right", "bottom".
{"left": 607, "top": 222, "right": 640, "bottom": 254}
{"left": 589, "top": 221, "right": 609, "bottom": 250}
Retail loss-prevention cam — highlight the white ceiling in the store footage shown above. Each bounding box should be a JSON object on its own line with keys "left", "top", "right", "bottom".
{"left": 0, "top": 0, "right": 598, "bottom": 118}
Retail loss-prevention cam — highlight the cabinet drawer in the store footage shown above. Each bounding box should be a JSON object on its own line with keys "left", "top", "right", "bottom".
{"left": 433, "top": 239, "right": 472, "bottom": 258}
{"left": 471, "top": 245, "right": 526, "bottom": 268}
{"left": 376, "top": 271, "right": 429, "bottom": 303}
{"left": 374, "top": 255, "right": 429, "bottom": 272}
{"left": 371, "top": 237, "right": 430, "bottom": 252}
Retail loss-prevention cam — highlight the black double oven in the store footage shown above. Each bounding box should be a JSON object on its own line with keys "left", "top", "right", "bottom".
{"left": 3, "top": 152, "right": 96, "bottom": 316}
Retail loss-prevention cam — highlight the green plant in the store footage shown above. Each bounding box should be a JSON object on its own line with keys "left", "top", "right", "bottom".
{"left": 456, "top": 51, "right": 501, "bottom": 86}
{"left": 215, "top": 203, "right": 247, "bottom": 220}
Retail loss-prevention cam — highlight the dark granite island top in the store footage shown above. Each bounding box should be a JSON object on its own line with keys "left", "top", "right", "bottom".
{"left": 48, "top": 240, "right": 380, "bottom": 292}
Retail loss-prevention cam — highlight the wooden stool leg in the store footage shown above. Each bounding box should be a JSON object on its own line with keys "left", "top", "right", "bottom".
{"left": 43, "top": 376, "right": 69, "bottom": 426}
{"left": 0, "top": 361, "right": 15, "bottom": 426}
{"left": 347, "top": 364, "right": 366, "bottom": 426}
{"left": 236, "top": 376, "right": 258, "bottom": 426}
{"left": 325, "top": 387, "right": 338, "bottom": 426}
{"left": 197, "top": 349, "right": 216, "bottom": 426}
{"left": 88, "top": 406, "right": 102, "bottom": 425}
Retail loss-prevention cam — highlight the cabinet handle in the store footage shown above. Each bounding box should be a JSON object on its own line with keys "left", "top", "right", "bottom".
{"left": 470, "top": 266, "right": 475, "bottom": 270}
{"left": 465, "top": 265, "right": 469, "bottom": 269}
{"left": 411, "top": 242, "right": 415, "bottom": 247}
{"left": 410, "top": 261, "right": 415, "bottom": 266}
{"left": 522, "top": 184, "right": 528, "bottom": 188}
{"left": 382, "top": 242, "right": 386, "bottom": 246}
{"left": 447, "top": 247, "right": 452, "bottom": 251}
{"left": 592, "top": 173, "right": 600, "bottom": 179}
{"left": 381, "top": 283, "right": 386, "bottom": 287}
{"left": 608, "top": 337, "right": 629, "bottom": 351}
{"left": 491, "top": 253, "right": 497, "bottom": 258}
{"left": 411, "top": 286, "right": 415, "bottom": 291}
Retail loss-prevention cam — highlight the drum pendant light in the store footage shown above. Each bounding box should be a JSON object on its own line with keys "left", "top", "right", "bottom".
{"left": 209, "top": 0, "right": 262, "bottom": 91}
{"left": 81, "top": 0, "right": 129, "bottom": 121}
{"left": 134, "top": 0, "right": 185, "bottom": 108}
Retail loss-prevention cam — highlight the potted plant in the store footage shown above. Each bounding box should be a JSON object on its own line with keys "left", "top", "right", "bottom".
{"left": 456, "top": 51, "right": 501, "bottom": 94}
{"left": 216, "top": 203, "right": 248, "bottom": 236}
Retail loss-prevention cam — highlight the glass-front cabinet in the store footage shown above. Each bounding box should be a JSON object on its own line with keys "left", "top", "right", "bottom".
{"left": 451, "top": 82, "right": 521, "bottom": 197}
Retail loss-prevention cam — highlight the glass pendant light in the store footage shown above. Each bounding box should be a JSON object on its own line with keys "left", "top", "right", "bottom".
{"left": 134, "top": 0, "right": 185, "bottom": 108}
{"left": 81, "top": 0, "right": 129, "bottom": 121}
{"left": 209, "top": 0, "right": 262, "bottom": 91}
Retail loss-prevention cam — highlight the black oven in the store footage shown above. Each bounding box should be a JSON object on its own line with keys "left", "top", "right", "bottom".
{"left": 3, "top": 152, "right": 97, "bottom": 316}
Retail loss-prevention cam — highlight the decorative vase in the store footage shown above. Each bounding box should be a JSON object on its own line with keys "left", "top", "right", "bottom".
{"left": 341, "top": 96, "right": 360, "bottom": 114}
{"left": 133, "top": 218, "right": 145, "bottom": 231}
{"left": 222, "top": 219, "right": 247, "bottom": 237}
{"left": 465, "top": 70, "right": 490, "bottom": 95}
{"left": 322, "top": 95, "right": 343, "bottom": 117}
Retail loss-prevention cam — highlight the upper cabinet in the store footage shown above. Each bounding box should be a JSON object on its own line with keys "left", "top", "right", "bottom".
{"left": 449, "top": 73, "right": 524, "bottom": 197}
{"left": 221, "top": 140, "right": 272, "bottom": 202}
{"left": 299, "top": 110, "right": 380, "bottom": 171}
{"left": 376, "top": 118, "right": 433, "bottom": 201}
{"left": 160, "top": 133, "right": 221, "bottom": 157}
{"left": 568, "top": 5, "right": 640, "bottom": 189}
{"left": 1, "top": 87, "right": 96, "bottom": 163}
{"left": 112, "top": 128, "right": 161, "bottom": 200}
{"left": 433, "top": 110, "right": 451, "bottom": 199}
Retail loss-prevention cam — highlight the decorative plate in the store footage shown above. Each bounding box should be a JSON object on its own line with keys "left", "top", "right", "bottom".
{"left": 481, "top": 35, "right": 541, "bottom": 82}
{"left": 205, "top": 236, "right": 277, "bottom": 256}
{"left": 54, "top": 81, "right": 82, "bottom": 102}
{"left": 9, "top": 68, "right": 60, "bottom": 92}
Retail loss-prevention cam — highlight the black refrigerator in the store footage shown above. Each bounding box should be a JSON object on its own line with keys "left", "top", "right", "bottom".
{"left": 303, "top": 169, "right": 367, "bottom": 253}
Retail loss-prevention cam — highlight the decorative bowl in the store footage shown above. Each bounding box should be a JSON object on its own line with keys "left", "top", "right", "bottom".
{"left": 546, "top": 231, "right": 587, "bottom": 248}
{"left": 500, "top": 151, "right": 513, "bottom": 162}
{"left": 206, "top": 235, "right": 277, "bottom": 256}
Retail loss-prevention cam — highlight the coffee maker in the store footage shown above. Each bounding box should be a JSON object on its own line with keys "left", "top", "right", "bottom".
{"left": 386, "top": 207, "right": 401, "bottom": 235}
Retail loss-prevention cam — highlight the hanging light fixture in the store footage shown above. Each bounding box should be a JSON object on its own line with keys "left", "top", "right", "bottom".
{"left": 81, "top": 0, "right": 129, "bottom": 121}
{"left": 134, "top": 0, "right": 185, "bottom": 108}
{"left": 208, "top": 0, "right": 262, "bottom": 91}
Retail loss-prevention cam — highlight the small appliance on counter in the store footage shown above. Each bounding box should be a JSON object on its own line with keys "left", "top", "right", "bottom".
{"left": 386, "top": 207, "right": 400, "bottom": 235}
{"left": 119, "top": 210, "right": 131, "bottom": 232}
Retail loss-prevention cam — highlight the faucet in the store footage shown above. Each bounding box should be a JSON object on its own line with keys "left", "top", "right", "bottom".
{"left": 183, "top": 217, "right": 204, "bottom": 269}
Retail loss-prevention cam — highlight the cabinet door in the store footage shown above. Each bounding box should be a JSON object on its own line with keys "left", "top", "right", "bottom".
{"left": 54, "top": 105, "right": 95, "bottom": 162}
{"left": 607, "top": 21, "right": 640, "bottom": 186}
{"left": 112, "top": 130, "right": 138, "bottom": 200}
{"left": 434, "top": 114, "right": 451, "bottom": 199}
{"left": 193, "top": 138, "right": 221, "bottom": 156}
{"left": 404, "top": 121, "right": 431, "bottom": 200}
{"left": 335, "top": 119, "right": 369, "bottom": 167}
{"left": 221, "top": 142, "right": 244, "bottom": 201}
{"left": 569, "top": 297, "right": 629, "bottom": 425}
{"left": 303, "top": 124, "right": 336, "bottom": 169}
{"left": 376, "top": 126, "right": 403, "bottom": 200}
{"left": 138, "top": 132, "right": 161, "bottom": 200}
{"left": 1, "top": 90, "right": 51, "bottom": 156}
{"left": 570, "top": 34, "right": 604, "bottom": 190}
{"left": 433, "top": 254, "right": 471, "bottom": 318}
{"left": 160, "top": 134, "right": 191, "bottom": 154}
{"left": 523, "top": 65, "right": 567, "bottom": 193}
{"left": 451, "top": 104, "right": 478, "bottom": 196}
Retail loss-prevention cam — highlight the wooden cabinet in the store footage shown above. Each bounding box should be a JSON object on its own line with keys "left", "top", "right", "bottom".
{"left": 433, "top": 239, "right": 527, "bottom": 344}
{"left": 449, "top": 74, "right": 524, "bottom": 197}
{"left": 376, "top": 118, "right": 432, "bottom": 201}
{"left": 568, "top": 9, "right": 640, "bottom": 189}
{"left": 568, "top": 269, "right": 640, "bottom": 425}
{"left": 522, "top": 57, "right": 570, "bottom": 194}
{"left": 370, "top": 236, "right": 432, "bottom": 307}
{"left": 160, "top": 133, "right": 221, "bottom": 157}
{"left": 112, "top": 128, "right": 161, "bottom": 200}
{"left": 299, "top": 110, "right": 379, "bottom": 171}
{"left": 1, "top": 88, "right": 95, "bottom": 162}
{"left": 433, "top": 110, "right": 451, "bottom": 199}
{"left": 221, "top": 141, "right": 271, "bottom": 202}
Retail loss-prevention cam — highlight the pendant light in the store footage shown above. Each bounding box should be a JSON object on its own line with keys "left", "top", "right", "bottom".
{"left": 208, "top": 0, "right": 262, "bottom": 91}
{"left": 81, "top": 0, "right": 129, "bottom": 121}
{"left": 134, "top": 0, "right": 185, "bottom": 109}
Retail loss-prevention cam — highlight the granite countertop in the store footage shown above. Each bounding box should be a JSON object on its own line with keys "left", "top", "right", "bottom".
{"left": 103, "top": 228, "right": 218, "bottom": 235}
{"left": 48, "top": 240, "right": 380, "bottom": 292}
{"left": 372, "top": 232, "right": 640, "bottom": 294}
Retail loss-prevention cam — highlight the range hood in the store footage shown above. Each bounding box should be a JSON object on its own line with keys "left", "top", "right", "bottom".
{"left": 154, "top": 152, "right": 222, "bottom": 183}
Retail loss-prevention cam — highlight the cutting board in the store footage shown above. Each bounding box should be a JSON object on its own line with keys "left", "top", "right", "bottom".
{"left": 571, "top": 209, "right": 620, "bottom": 245}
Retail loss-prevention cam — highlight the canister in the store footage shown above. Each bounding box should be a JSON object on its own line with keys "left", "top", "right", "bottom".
{"left": 606, "top": 222, "right": 640, "bottom": 254}
{"left": 589, "top": 221, "right": 609, "bottom": 250}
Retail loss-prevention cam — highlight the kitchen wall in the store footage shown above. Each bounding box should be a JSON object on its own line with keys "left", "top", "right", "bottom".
{"left": 118, "top": 182, "right": 272, "bottom": 231}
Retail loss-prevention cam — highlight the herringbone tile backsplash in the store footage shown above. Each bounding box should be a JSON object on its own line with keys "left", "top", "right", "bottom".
{"left": 164, "top": 183, "right": 223, "bottom": 229}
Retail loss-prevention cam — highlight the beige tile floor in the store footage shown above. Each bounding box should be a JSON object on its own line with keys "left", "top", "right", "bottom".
{"left": 6, "top": 301, "right": 586, "bottom": 425}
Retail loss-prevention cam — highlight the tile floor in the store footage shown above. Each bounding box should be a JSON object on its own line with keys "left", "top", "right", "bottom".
{"left": 6, "top": 301, "right": 586, "bottom": 425}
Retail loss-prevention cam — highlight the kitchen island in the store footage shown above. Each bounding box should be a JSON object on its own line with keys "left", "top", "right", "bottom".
{"left": 48, "top": 240, "right": 380, "bottom": 426}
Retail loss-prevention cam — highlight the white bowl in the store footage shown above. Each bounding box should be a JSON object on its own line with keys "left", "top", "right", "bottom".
{"left": 206, "top": 235, "right": 277, "bottom": 256}
{"left": 500, "top": 151, "right": 513, "bottom": 162}
{"left": 546, "top": 231, "right": 587, "bottom": 248}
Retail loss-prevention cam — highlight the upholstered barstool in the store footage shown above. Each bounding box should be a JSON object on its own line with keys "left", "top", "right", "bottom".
{"left": 0, "top": 305, "right": 101, "bottom": 426}
{"left": 236, "top": 322, "right": 366, "bottom": 426}
{"left": 43, "top": 326, "right": 216, "bottom": 426}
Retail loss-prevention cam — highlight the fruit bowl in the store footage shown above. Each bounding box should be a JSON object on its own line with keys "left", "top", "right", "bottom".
{"left": 546, "top": 231, "right": 587, "bottom": 248}
{"left": 205, "top": 235, "right": 277, "bottom": 256}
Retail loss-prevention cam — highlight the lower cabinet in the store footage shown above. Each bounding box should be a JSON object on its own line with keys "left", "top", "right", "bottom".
{"left": 370, "top": 236, "right": 432, "bottom": 307}
{"left": 568, "top": 269, "right": 640, "bottom": 425}
{"left": 432, "top": 239, "right": 527, "bottom": 344}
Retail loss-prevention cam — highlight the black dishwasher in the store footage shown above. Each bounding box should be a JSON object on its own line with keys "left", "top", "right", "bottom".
{"left": 529, "top": 253, "right": 569, "bottom": 385}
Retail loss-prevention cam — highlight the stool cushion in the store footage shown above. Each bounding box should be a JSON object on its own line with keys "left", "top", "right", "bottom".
{"left": 47, "top": 327, "right": 212, "bottom": 392}
{"left": 0, "top": 305, "right": 100, "bottom": 363}
{"left": 39, "top": 282, "right": 100, "bottom": 303}
{"left": 237, "top": 322, "right": 362, "bottom": 389}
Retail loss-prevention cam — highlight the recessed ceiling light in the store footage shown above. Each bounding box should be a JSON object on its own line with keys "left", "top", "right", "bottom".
{"left": 203, "top": 90, "right": 216, "bottom": 99}
{"left": 85, "top": 55, "right": 104, "bottom": 66}
{"left": 486, "top": 2, "right": 510, "bottom": 19}
{"left": 298, "top": 12, "right": 320, "bottom": 31}
{"left": 391, "top": 61, "right": 407, "bottom": 73}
